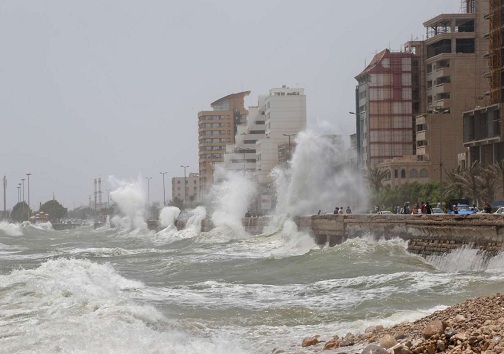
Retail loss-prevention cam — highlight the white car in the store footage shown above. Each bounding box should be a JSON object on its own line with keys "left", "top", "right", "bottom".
{"left": 376, "top": 210, "right": 393, "bottom": 215}
{"left": 431, "top": 207, "right": 444, "bottom": 214}
{"left": 494, "top": 207, "right": 504, "bottom": 214}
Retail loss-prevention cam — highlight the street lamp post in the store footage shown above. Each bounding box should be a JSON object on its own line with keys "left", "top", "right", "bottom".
{"left": 160, "top": 172, "right": 167, "bottom": 206}
{"left": 26, "top": 173, "right": 31, "bottom": 212}
{"left": 21, "top": 178, "right": 25, "bottom": 202}
{"left": 237, "top": 148, "right": 247, "bottom": 173}
{"left": 283, "top": 133, "right": 296, "bottom": 159}
{"left": 180, "top": 165, "right": 188, "bottom": 204}
{"left": 145, "top": 177, "right": 152, "bottom": 206}
{"left": 17, "top": 185, "right": 21, "bottom": 203}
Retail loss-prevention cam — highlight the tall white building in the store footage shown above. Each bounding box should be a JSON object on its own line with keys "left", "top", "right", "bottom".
{"left": 255, "top": 86, "right": 306, "bottom": 185}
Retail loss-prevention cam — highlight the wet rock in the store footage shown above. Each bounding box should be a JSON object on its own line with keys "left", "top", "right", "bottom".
{"left": 323, "top": 337, "right": 339, "bottom": 350}
{"left": 379, "top": 334, "right": 397, "bottom": 349}
{"left": 301, "top": 335, "right": 320, "bottom": 347}
{"left": 360, "top": 344, "right": 388, "bottom": 354}
{"left": 422, "top": 320, "right": 445, "bottom": 339}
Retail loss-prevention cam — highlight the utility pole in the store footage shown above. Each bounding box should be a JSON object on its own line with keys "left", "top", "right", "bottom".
{"left": 26, "top": 173, "right": 31, "bottom": 213}
{"left": 2, "top": 176, "right": 6, "bottom": 220}
{"left": 160, "top": 172, "right": 167, "bottom": 206}
{"left": 145, "top": 177, "right": 152, "bottom": 206}
{"left": 21, "top": 178, "right": 25, "bottom": 202}
{"left": 180, "top": 165, "right": 189, "bottom": 204}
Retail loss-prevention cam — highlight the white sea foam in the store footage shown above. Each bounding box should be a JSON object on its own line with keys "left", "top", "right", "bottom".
{"left": 427, "top": 246, "right": 493, "bottom": 272}
{"left": 273, "top": 131, "right": 368, "bottom": 217}
{"left": 0, "top": 258, "right": 250, "bottom": 354}
{"left": 0, "top": 221, "right": 23, "bottom": 236}
{"left": 205, "top": 168, "right": 257, "bottom": 237}
{"left": 108, "top": 176, "right": 147, "bottom": 230}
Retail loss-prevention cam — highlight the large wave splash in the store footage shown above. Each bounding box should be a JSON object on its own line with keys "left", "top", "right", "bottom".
{"left": 273, "top": 131, "right": 367, "bottom": 217}
{"left": 204, "top": 167, "right": 257, "bottom": 237}
{"left": 108, "top": 176, "right": 147, "bottom": 231}
{"left": 0, "top": 221, "right": 24, "bottom": 236}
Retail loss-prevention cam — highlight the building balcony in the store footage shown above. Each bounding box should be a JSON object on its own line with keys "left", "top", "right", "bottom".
{"left": 416, "top": 146, "right": 426, "bottom": 156}
{"left": 416, "top": 131, "right": 426, "bottom": 142}
{"left": 435, "top": 82, "right": 452, "bottom": 92}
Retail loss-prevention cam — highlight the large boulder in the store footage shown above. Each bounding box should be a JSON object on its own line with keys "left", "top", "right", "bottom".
{"left": 422, "top": 320, "right": 446, "bottom": 339}
{"left": 379, "top": 334, "right": 398, "bottom": 349}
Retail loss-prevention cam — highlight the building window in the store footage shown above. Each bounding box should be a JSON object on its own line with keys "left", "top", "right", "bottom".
{"left": 401, "top": 169, "right": 406, "bottom": 178}
{"left": 420, "top": 169, "right": 428, "bottom": 178}
{"left": 410, "top": 169, "right": 418, "bottom": 178}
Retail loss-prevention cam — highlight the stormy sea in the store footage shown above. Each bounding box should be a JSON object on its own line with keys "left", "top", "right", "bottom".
{"left": 1, "top": 133, "right": 504, "bottom": 353}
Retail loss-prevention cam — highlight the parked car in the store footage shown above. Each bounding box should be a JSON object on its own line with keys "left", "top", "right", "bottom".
{"left": 376, "top": 210, "right": 393, "bottom": 215}
{"left": 431, "top": 207, "right": 444, "bottom": 214}
{"left": 494, "top": 207, "right": 504, "bottom": 214}
{"left": 447, "top": 204, "right": 478, "bottom": 215}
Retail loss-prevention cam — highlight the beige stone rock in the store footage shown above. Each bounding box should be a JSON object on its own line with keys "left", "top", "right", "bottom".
{"left": 455, "top": 314, "right": 466, "bottom": 322}
{"left": 422, "top": 320, "right": 446, "bottom": 339}
{"left": 379, "top": 334, "right": 397, "bottom": 349}
{"left": 301, "top": 336, "right": 320, "bottom": 347}
{"left": 361, "top": 344, "right": 388, "bottom": 354}
{"left": 323, "top": 337, "right": 339, "bottom": 350}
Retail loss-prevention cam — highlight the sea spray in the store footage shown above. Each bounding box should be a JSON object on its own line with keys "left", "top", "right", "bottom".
{"left": 205, "top": 167, "right": 257, "bottom": 236}
{"left": 0, "top": 221, "right": 23, "bottom": 236}
{"left": 108, "top": 176, "right": 147, "bottom": 230}
{"left": 273, "top": 131, "right": 367, "bottom": 217}
{"left": 159, "top": 206, "right": 181, "bottom": 228}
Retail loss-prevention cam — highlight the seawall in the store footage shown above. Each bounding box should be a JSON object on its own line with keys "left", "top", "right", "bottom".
{"left": 309, "top": 214, "right": 504, "bottom": 256}
{"left": 187, "top": 214, "right": 504, "bottom": 257}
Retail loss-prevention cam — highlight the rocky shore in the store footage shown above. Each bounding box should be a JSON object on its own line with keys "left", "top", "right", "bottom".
{"left": 296, "top": 293, "right": 504, "bottom": 354}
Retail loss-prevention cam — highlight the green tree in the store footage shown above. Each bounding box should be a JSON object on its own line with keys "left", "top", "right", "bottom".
{"left": 492, "top": 160, "right": 504, "bottom": 198}
{"left": 11, "top": 202, "right": 31, "bottom": 222}
{"left": 40, "top": 199, "right": 67, "bottom": 221}
{"left": 366, "top": 167, "right": 389, "bottom": 192}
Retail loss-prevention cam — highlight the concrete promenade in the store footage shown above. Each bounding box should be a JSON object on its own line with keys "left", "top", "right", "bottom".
{"left": 226, "top": 214, "right": 504, "bottom": 257}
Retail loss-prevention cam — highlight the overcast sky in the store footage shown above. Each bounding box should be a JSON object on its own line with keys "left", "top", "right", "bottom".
{"left": 1, "top": 0, "right": 460, "bottom": 210}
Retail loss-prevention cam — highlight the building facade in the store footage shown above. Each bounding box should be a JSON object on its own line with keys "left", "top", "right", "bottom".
{"left": 355, "top": 49, "right": 420, "bottom": 170}
{"left": 463, "top": 0, "right": 504, "bottom": 165}
{"left": 171, "top": 172, "right": 199, "bottom": 204}
{"left": 198, "top": 91, "right": 250, "bottom": 193}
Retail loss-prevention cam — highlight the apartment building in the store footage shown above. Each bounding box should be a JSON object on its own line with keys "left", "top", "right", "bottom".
{"left": 255, "top": 86, "right": 306, "bottom": 186}
{"left": 415, "top": 0, "right": 489, "bottom": 178}
{"left": 463, "top": 0, "right": 504, "bottom": 165}
{"left": 222, "top": 104, "right": 266, "bottom": 173}
{"left": 198, "top": 91, "right": 249, "bottom": 193}
{"left": 171, "top": 173, "right": 199, "bottom": 203}
{"left": 355, "top": 49, "right": 420, "bottom": 170}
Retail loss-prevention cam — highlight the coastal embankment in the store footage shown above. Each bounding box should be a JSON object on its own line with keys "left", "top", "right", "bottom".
{"left": 213, "top": 214, "right": 504, "bottom": 257}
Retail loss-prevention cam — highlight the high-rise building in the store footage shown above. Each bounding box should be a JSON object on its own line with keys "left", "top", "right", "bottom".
{"left": 414, "top": 0, "right": 489, "bottom": 178}
{"left": 198, "top": 91, "right": 250, "bottom": 193}
{"left": 463, "top": 0, "right": 504, "bottom": 165}
{"left": 355, "top": 49, "right": 420, "bottom": 170}
{"left": 255, "top": 86, "right": 306, "bottom": 186}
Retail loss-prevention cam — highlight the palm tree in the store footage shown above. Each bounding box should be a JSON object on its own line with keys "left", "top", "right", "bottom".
{"left": 366, "top": 167, "right": 389, "bottom": 192}
{"left": 460, "top": 161, "right": 483, "bottom": 204}
{"left": 445, "top": 165, "right": 466, "bottom": 199}
{"left": 480, "top": 164, "right": 498, "bottom": 203}
{"left": 492, "top": 160, "right": 504, "bottom": 198}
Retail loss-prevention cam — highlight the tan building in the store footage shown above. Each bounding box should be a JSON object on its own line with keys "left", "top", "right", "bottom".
{"left": 172, "top": 172, "right": 199, "bottom": 204}
{"left": 463, "top": 0, "right": 504, "bottom": 166}
{"left": 198, "top": 91, "right": 249, "bottom": 193}
{"left": 415, "top": 1, "right": 489, "bottom": 179}
{"left": 372, "top": 1, "right": 489, "bottom": 185}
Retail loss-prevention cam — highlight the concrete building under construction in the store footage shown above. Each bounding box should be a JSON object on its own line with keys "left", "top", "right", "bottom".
{"left": 463, "top": 0, "right": 504, "bottom": 165}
